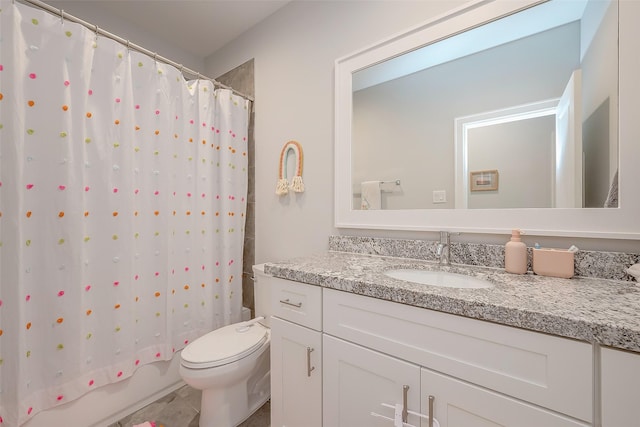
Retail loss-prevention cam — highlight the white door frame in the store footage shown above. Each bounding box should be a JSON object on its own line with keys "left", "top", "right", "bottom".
{"left": 454, "top": 98, "right": 560, "bottom": 208}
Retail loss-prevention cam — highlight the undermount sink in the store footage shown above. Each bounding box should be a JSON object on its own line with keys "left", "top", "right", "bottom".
{"left": 384, "top": 269, "right": 494, "bottom": 289}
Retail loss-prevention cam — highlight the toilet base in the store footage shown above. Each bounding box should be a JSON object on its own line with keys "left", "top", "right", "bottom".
{"left": 200, "top": 387, "right": 270, "bottom": 427}
{"left": 193, "top": 342, "right": 270, "bottom": 427}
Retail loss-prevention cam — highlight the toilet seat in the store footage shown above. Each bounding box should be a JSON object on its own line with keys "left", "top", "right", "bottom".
{"left": 181, "top": 322, "right": 269, "bottom": 369}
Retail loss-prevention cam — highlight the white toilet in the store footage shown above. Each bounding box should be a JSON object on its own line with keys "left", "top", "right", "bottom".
{"left": 179, "top": 264, "right": 272, "bottom": 427}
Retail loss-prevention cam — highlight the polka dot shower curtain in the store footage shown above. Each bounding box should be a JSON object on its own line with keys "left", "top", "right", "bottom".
{"left": 0, "top": 2, "right": 249, "bottom": 425}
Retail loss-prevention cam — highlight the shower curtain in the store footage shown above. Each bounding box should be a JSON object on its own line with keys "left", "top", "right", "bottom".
{"left": 0, "top": 2, "right": 250, "bottom": 425}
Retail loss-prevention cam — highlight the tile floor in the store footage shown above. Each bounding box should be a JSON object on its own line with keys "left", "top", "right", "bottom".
{"left": 109, "top": 385, "right": 270, "bottom": 427}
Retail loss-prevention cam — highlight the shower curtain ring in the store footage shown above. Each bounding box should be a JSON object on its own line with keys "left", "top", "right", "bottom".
{"left": 94, "top": 24, "right": 99, "bottom": 37}
{"left": 60, "top": 10, "right": 64, "bottom": 24}
{"left": 126, "top": 40, "right": 130, "bottom": 51}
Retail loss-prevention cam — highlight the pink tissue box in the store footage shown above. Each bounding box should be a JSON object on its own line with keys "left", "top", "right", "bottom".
{"left": 533, "top": 248, "right": 574, "bottom": 279}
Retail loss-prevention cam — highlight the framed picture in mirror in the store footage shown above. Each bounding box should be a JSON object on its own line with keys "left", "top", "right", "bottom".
{"left": 470, "top": 170, "right": 499, "bottom": 192}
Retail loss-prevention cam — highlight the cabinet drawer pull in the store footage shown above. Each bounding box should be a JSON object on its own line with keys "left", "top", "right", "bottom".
{"left": 306, "top": 346, "right": 315, "bottom": 377}
{"left": 402, "top": 385, "right": 409, "bottom": 423}
{"left": 373, "top": 397, "right": 439, "bottom": 427}
{"left": 280, "top": 298, "right": 302, "bottom": 308}
{"left": 428, "top": 395, "right": 435, "bottom": 427}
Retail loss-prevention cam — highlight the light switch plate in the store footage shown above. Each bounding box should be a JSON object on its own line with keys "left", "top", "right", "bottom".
{"left": 433, "top": 190, "right": 447, "bottom": 203}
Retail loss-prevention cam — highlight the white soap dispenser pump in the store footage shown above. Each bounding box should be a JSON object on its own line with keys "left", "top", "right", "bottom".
{"left": 505, "top": 229, "right": 527, "bottom": 274}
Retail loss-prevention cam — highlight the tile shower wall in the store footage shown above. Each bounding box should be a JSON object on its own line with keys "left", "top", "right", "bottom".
{"left": 329, "top": 235, "right": 640, "bottom": 282}
{"left": 216, "top": 60, "right": 257, "bottom": 313}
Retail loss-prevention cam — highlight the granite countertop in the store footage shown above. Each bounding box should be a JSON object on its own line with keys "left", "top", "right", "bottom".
{"left": 264, "top": 251, "right": 640, "bottom": 352}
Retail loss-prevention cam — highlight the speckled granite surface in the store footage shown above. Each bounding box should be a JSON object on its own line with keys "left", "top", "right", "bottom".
{"left": 329, "top": 235, "right": 640, "bottom": 281}
{"left": 264, "top": 251, "right": 640, "bottom": 352}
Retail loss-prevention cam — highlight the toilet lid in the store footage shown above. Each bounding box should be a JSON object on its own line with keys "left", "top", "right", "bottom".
{"left": 181, "top": 322, "right": 268, "bottom": 369}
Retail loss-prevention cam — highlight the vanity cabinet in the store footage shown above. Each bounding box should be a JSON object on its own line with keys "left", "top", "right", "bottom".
{"left": 323, "top": 333, "right": 590, "bottom": 427}
{"left": 323, "top": 288, "right": 593, "bottom": 426}
{"left": 269, "top": 277, "right": 322, "bottom": 427}
{"left": 269, "top": 277, "right": 596, "bottom": 427}
{"left": 601, "top": 347, "right": 640, "bottom": 427}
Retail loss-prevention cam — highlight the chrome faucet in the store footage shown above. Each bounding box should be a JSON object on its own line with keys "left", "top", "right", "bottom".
{"left": 436, "top": 231, "right": 452, "bottom": 266}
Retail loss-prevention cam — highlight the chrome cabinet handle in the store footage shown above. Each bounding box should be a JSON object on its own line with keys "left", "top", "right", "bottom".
{"left": 279, "top": 298, "right": 302, "bottom": 308}
{"left": 370, "top": 392, "right": 436, "bottom": 427}
{"left": 402, "top": 385, "right": 409, "bottom": 423}
{"left": 306, "top": 346, "right": 315, "bottom": 377}
{"left": 428, "top": 395, "right": 435, "bottom": 427}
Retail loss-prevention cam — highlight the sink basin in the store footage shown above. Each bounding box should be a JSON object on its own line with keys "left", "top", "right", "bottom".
{"left": 384, "top": 269, "right": 493, "bottom": 289}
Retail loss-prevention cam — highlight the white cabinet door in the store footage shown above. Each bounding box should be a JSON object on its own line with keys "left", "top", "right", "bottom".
{"left": 271, "top": 316, "right": 322, "bottom": 427}
{"left": 601, "top": 347, "right": 640, "bottom": 427}
{"left": 323, "top": 335, "right": 421, "bottom": 427}
{"left": 421, "top": 368, "right": 589, "bottom": 427}
{"left": 323, "top": 288, "right": 592, "bottom": 422}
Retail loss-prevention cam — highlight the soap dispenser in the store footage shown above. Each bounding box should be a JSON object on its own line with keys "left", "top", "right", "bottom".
{"left": 505, "top": 229, "right": 527, "bottom": 274}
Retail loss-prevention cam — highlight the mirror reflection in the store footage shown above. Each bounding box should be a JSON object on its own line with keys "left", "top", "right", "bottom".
{"left": 352, "top": 0, "right": 618, "bottom": 210}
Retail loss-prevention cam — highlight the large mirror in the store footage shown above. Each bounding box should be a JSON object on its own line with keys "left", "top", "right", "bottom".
{"left": 353, "top": 0, "right": 617, "bottom": 210}
{"left": 335, "top": 0, "right": 640, "bottom": 238}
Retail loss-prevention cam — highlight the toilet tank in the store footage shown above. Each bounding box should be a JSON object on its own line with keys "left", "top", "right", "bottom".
{"left": 252, "top": 264, "right": 272, "bottom": 328}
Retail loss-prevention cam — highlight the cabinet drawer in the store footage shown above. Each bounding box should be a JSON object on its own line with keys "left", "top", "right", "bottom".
{"left": 270, "top": 276, "right": 322, "bottom": 331}
{"left": 323, "top": 289, "right": 592, "bottom": 422}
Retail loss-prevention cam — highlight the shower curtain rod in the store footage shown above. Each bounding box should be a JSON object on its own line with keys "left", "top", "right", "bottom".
{"left": 16, "top": 0, "right": 255, "bottom": 102}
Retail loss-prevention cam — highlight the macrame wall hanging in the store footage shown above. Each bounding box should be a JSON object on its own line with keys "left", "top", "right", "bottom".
{"left": 276, "top": 140, "right": 305, "bottom": 195}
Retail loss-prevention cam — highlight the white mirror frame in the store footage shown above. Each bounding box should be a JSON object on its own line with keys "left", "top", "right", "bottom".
{"left": 335, "top": 0, "right": 640, "bottom": 239}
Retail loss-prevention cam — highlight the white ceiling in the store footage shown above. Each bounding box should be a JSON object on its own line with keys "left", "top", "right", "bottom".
{"left": 45, "top": 0, "right": 291, "bottom": 58}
